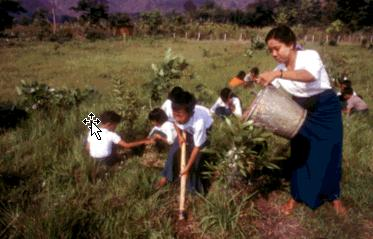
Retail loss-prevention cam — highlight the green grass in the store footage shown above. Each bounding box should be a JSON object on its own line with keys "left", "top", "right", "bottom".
{"left": 1, "top": 38, "right": 372, "bottom": 238}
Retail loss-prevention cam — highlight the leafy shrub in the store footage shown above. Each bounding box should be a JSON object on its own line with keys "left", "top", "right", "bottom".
{"left": 202, "top": 48, "right": 211, "bottom": 57}
{"left": 111, "top": 77, "right": 148, "bottom": 140}
{"left": 205, "top": 118, "right": 281, "bottom": 185}
{"left": 244, "top": 48, "right": 253, "bottom": 58}
{"left": 144, "top": 48, "right": 189, "bottom": 103}
{"left": 250, "top": 35, "right": 266, "bottom": 50}
{"left": 16, "top": 80, "right": 97, "bottom": 112}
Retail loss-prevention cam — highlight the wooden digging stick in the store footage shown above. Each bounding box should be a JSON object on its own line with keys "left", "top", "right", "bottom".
{"left": 179, "top": 131, "right": 187, "bottom": 220}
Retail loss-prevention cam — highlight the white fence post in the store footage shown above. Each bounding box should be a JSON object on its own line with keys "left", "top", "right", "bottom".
{"left": 224, "top": 33, "right": 227, "bottom": 41}
{"left": 197, "top": 32, "right": 201, "bottom": 41}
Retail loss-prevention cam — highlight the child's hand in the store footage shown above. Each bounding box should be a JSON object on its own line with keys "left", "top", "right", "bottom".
{"left": 180, "top": 166, "right": 190, "bottom": 177}
{"left": 153, "top": 134, "right": 162, "bottom": 140}
{"left": 146, "top": 138, "right": 155, "bottom": 145}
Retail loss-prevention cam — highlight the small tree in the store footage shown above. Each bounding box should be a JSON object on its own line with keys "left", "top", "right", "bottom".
{"left": 144, "top": 48, "right": 188, "bottom": 103}
{"left": 273, "top": 6, "right": 297, "bottom": 25}
{"left": 326, "top": 19, "right": 344, "bottom": 45}
{"left": 0, "top": 0, "right": 25, "bottom": 32}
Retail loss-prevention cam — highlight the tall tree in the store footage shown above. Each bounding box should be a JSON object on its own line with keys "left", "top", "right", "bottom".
{"left": 335, "top": 0, "right": 373, "bottom": 30}
{"left": 71, "top": 0, "right": 109, "bottom": 25}
{"left": 109, "top": 13, "right": 132, "bottom": 28}
{"left": 298, "top": 0, "right": 322, "bottom": 26}
{"left": 140, "top": 11, "right": 163, "bottom": 35}
{"left": 0, "top": 0, "right": 25, "bottom": 32}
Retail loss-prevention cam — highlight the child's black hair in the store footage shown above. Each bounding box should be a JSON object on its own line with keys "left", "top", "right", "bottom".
{"left": 99, "top": 111, "right": 122, "bottom": 124}
{"left": 250, "top": 67, "right": 259, "bottom": 76}
{"left": 220, "top": 87, "right": 233, "bottom": 102}
{"left": 342, "top": 87, "right": 354, "bottom": 96}
{"left": 265, "top": 25, "right": 297, "bottom": 48}
{"left": 341, "top": 80, "right": 352, "bottom": 88}
{"left": 168, "top": 86, "right": 184, "bottom": 101}
{"left": 148, "top": 108, "right": 168, "bottom": 124}
{"left": 236, "top": 70, "right": 246, "bottom": 80}
{"left": 171, "top": 90, "right": 196, "bottom": 115}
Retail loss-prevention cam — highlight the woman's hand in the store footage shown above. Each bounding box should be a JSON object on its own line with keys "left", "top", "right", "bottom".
{"left": 256, "top": 71, "right": 280, "bottom": 86}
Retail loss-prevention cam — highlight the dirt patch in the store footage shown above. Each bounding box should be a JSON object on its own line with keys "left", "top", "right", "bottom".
{"left": 362, "top": 219, "right": 373, "bottom": 239}
{"left": 253, "top": 192, "right": 309, "bottom": 239}
{"left": 173, "top": 211, "right": 209, "bottom": 239}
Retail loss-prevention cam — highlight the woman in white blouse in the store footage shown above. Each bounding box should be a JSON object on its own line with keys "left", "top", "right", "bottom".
{"left": 255, "top": 25, "right": 346, "bottom": 216}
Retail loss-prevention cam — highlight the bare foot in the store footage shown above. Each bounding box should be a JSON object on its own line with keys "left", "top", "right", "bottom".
{"left": 332, "top": 199, "right": 347, "bottom": 216}
{"left": 281, "top": 198, "right": 297, "bottom": 215}
{"left": 154, "top": 177, "right": 167, "bottom": 190}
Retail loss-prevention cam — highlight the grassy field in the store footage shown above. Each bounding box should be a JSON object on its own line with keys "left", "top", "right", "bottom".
{"left": 0, "top": 37, "right": 372, "bottom": 238}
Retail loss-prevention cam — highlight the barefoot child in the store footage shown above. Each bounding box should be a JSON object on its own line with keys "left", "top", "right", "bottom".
{"left": 157, "top": 90, "right": 213, "bottom": 193}
{"left": 86, "top": 111, "right": 153, "bottom": 166}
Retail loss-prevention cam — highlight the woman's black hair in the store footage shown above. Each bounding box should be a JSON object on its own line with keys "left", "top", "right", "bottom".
{"left": 148, "top": 108, "right": 168, "bottom": 124}
{"left": 171, "top": 90, "right": 196, "bottom": 115}
{"left": 265, "top": 25, "right": 297, "bottom": 48}
{"left": 168, "top": 86, "right": 184, "bottom": 101}
{"left": 220, "top": 87, "right": 233, "bottom": 102}
{"left": 99, "top": 111, "right": 122, "bottom": 124}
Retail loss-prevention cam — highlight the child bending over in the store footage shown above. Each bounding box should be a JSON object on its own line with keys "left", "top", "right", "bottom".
{"left": 243, "top": 67, "right": 259, "bottom": 87}
{"left": 86, "top": 111, "right": 153, "bottom": 166}
{"left": 210, "top": 87, "right": 242, "bottom": 118}
{"left": 157, "top": 90, "right": 213, "bottom": 193}
{"left": 228, "top": 70, "right": 246, "bottom": 88}
{"left": 148, "top": 108, "right": 177, "bottom": 146}
{"left": 342, "top": 87, "right": 369, "bottom": 116}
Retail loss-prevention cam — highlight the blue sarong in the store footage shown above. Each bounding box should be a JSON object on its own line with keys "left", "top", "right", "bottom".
{"left": 290, "top": 89, "right": 343, "bottom": 209}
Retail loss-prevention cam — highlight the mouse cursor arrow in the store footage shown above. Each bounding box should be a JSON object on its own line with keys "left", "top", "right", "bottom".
{"left": 89, "top": 122, "right": 102, "bottom": 140}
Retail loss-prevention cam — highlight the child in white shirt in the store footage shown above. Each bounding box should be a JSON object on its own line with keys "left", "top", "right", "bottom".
{"left": 148, "top": 108, "right": 177, "bottom": 145}
{"left": 86, "top": 111, "right": 153, "bottom": 165}
{"left": 210, "top": 87, "right": 242, "bottom": 118}
{"left": 156, "top": 90, "right": 213, "bottom": 193}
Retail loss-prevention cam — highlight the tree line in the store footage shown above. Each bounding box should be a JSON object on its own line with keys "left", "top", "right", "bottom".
{"left": 0, "top": 0, "right": 372, "bottom": 36}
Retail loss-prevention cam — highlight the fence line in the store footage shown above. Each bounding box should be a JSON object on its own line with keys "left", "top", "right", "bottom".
{"left": 166, "top": 31, "right": 372, "bottom": 44}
